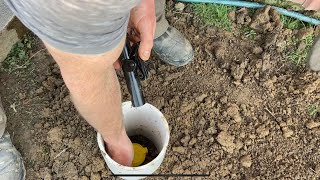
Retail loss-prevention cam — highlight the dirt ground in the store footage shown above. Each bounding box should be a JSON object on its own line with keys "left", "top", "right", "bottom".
{"left": 1, "top": 1, "right": 320, "bottom": 179}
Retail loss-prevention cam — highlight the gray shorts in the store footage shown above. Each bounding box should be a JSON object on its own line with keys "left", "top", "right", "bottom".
{"left": 4, "top": 0, "right": 141, "bottom": 54}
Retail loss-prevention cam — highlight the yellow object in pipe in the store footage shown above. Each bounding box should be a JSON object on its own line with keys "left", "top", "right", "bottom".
{"left": 132, "top": 143, "right": 148, "bottom": 167}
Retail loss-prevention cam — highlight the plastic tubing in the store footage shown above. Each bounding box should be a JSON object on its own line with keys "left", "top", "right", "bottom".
{"left": 177, "top": 0, "right": 320, "bottom": 25}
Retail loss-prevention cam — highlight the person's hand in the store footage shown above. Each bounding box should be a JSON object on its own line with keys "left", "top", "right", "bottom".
{"left": 113, "top": 60, "right": 121, "bottom": 70}
{"left": 104, "top": 128, "right": 134, "bottom": 166}
{"left": 128, "top": 0, "right": 156, "bottom": 60}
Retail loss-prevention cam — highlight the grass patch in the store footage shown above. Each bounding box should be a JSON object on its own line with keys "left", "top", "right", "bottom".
{"left": 1, "top": 35, "right": 33, "bottom": 73}
{"left": 193, "top": 3, "right": 235, "bottom": 30}
{"left": 280, "top": 15, "right": 301, "bottom": 29}
{"left": 287, "top": 34, "right": 314, "bottom": 65}
{"left": 280, "top": 15, "right": 312, "bottom": 29}
{"left": 308, "top": 104, "right": 319, "bottom": 118}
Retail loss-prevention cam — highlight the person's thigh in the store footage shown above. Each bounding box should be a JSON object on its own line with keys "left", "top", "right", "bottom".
{"left": 5, "top": 0, "right": 140, "bottom": 55}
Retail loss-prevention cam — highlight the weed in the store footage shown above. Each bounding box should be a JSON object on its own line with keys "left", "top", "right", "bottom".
{"left": 241, "top": 27, "right": 257, "bottom": 39}
{"left": 280, "top": 15, "right": 312, "bottom": 30}
{"left": 287, "top": 34, "right": 314, "bottom": 65}
{"left": 1, "top": 35, "right": 33, "bottom": 73}
{"left": 308, "top": 104, "right": 319, "bottom": 118}
{"left": 193, "top": 3, "right": 235, "bottom": 31}
{"left": 281, "top": 15, "right": 300, "bottom": 29}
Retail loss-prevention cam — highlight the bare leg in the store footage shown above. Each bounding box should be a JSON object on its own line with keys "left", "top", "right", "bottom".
{"left": 289, "top": 0, "right": 320, "bottom": 10}
{"left": 45, "top": 38, "right": 133, "bottom": 166}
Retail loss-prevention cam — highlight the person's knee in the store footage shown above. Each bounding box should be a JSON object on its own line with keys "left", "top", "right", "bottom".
{"left": 45, "top": 38, "right": 125, "bottom": 69}
{"left": 43, "top": 38, "right": 124, "bottom": 98}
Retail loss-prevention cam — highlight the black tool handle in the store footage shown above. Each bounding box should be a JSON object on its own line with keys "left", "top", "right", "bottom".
{"left": 121, "top": 43, "right": 146, "bottom": 107}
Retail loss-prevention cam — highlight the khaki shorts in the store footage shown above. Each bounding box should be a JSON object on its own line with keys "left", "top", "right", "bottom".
{"left": 5, "top": 0, "right": 168, "bottom": 55}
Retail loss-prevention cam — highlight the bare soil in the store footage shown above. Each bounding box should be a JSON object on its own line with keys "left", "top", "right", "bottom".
{"left": 0, "top": 1, "right": 320, "bottom": 179}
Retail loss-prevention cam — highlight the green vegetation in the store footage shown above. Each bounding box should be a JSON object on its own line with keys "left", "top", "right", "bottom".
{"left": 241, "top": 27, "right": 257, "bottom": 39}
{"left": 254, "top": 0, "right": 304, "bottom": 11}
{"left": 280, "top": 15, "right": 313, "bottom": 30}
{"left": 287, "top": 34, "right": 314, "bottom": 65}
{"left": 193, "top": 3, "right": 235, "bottom": 30}
{"left": 308, "top": 104, "right": 319, "bottom": 118}
{"left": 280, "top": 15, "right": 301, "bottom": 29}
{"left": 1, "top": 35, "right": 33, "bottom": 73}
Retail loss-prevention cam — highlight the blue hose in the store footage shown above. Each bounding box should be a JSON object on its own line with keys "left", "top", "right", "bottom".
{"left": 177, "top": 0, "right": 320, "bottom": 25}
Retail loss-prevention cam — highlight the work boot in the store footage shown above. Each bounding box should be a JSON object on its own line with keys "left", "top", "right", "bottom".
{"left": 308, "top": 36, "right": 320, "bottom": 71}
{"left": 153, "top": 26, "right": 194, "bottom": 67}
{"left": 0, "top": 98, "right": 25, "bottom": 180}
{"left": 0, "top": 132, "right": 26, "bottom": 180}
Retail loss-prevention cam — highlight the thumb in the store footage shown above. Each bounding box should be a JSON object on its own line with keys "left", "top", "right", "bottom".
{"left": 113, "top": 60, "right": 121, "bottom": 70}
{"left": 137, "top": 19, "right": 155, "bottom": 60}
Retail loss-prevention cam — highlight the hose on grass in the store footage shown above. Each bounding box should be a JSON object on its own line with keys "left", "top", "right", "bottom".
{"left": 177, "top": 0, "right": 320, "bottom": 25}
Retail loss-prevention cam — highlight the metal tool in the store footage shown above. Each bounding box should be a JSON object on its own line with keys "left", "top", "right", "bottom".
{"left": 121, "top": 41, "right": 149, "bottom": 107}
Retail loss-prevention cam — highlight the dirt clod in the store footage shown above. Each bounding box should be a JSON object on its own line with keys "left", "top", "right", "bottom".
{"left": 90, "top": 173, "right": 101, "bottom": 180}
{"left": 282, "top": 127, "right": 294, "bottom": 138}
{"left": 206, "top": 127, "right": 217, "bottom": 135}
{"left": 250, "top": 6, "right": 272, "bottom": 32}
{"left": 306, "top": 121, "right": 320, "bottom": 129}
{"left": 236, "top": 8, "right": 251, "bottom": 25}
{"left": 92, "top": 157, "right": 105, "bottom": 173}
{"left": 240, "top": 155, "right": 252, "bottom": 168}
{"left": 227, "top": 104, "right": 242, "bottom": 123}
{"left": 47, "top": 127, "right": 63, "bottom": 144}
{"left": 256, "top": 125, "right": 270, "bottom": 138}
{"left": 174, "top": 2, "right": 185, "bottom": 11}
{"left": 196, "top": 93, "right": 208, "bottom": 102}
{"left": 252, "top": 46, "right": 263, "bottom": 55}
{"left": 188, "top": 138, "right": 197, "bottom": 146}
{"left": 172, "top": 146, "right": 186, "bottom": 154}
{"left": 80, "top": 176, "right": 89, "bottom": 180}
{"left": 216, "top": 131, "right": 236, "bottom": 153}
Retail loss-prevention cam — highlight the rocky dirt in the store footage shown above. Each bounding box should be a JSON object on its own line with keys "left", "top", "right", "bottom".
{"left": 0, "top": 1, "right": 320, "bottom": 179}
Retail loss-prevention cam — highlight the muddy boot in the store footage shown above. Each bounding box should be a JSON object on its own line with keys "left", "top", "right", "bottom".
{"left": 308, "top": 37, "right": 320, "bottom": 71}
{"left": 153, "top": 26, "right": 194, "bottom": 67}
{"left": 0, "top": 98, "right": 25, "bottom": 180}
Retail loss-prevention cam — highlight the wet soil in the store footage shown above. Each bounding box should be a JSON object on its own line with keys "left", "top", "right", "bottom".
{"left": 0, "top": 1, "right": 320, "bottom": 180}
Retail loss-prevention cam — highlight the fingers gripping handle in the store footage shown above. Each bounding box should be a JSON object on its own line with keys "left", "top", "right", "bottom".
{"left": 121, "top": 42, "right": 148, "bottom": 107}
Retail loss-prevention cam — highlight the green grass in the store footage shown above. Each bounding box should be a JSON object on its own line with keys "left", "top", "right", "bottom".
{"left": 280, "top": 15, "right": 313, "bottom": 30}
{"left": 280, "top": 15, "right": 301, "bottom": 29}
{"left": 287, "top": 34, "right": 314, "bottom": 65}
{"left": 193, "top": 3, "right": 235, "bottom": 31}
{"left": 1, "top": 35, "right": 33, "bottom": 73}
{"left": 308, "top": 104, "right": 319, "bottom": 118}
{"left": 241, "top": 27, "right": 257, "bottom": 39}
